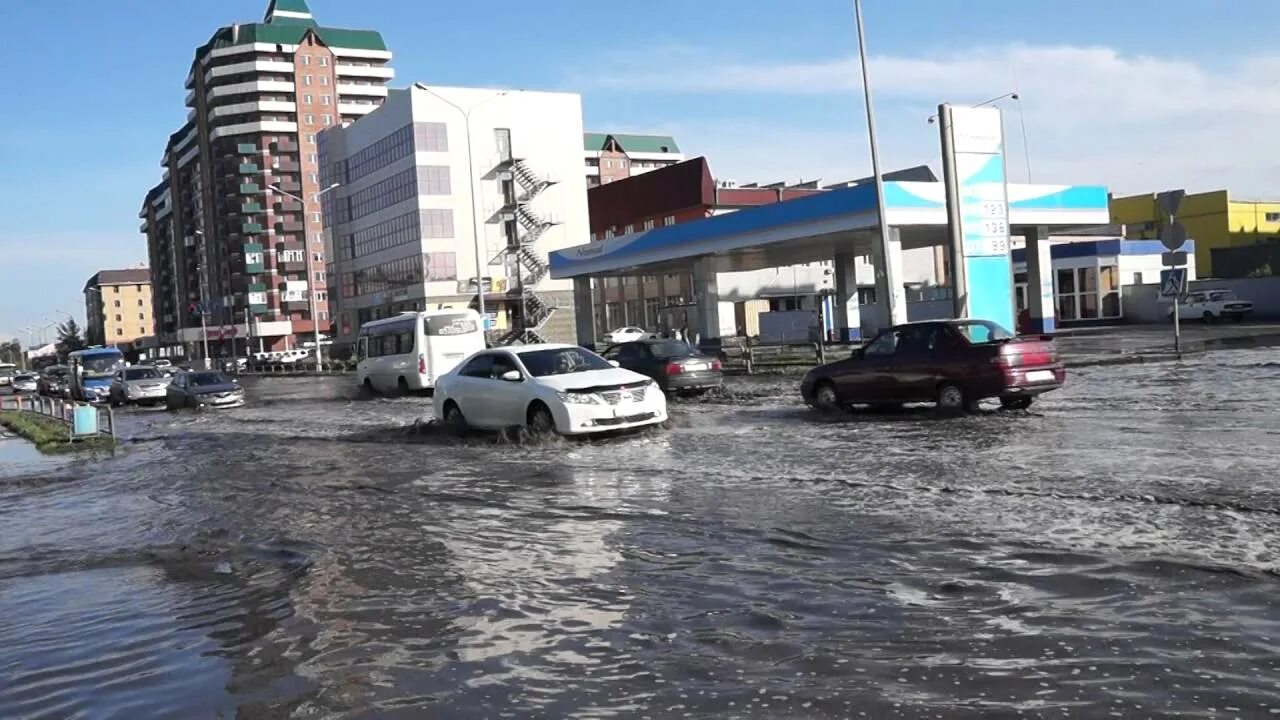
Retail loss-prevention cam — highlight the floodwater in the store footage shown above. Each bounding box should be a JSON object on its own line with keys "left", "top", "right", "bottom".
{"left": 2, "top": 349, "right": 1279, "bottom": 718}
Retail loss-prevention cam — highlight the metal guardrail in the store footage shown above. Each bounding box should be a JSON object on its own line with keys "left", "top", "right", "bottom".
{"left": 742, "top": 343, "right": 825, "bottom": 374}
{"left": 0, "top": 394, "right": 116, "bottom": 440}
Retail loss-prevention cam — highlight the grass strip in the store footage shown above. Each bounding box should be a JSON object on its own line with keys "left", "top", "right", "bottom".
{"left": 0, "top": 411, "right": 117, "bottom": 454}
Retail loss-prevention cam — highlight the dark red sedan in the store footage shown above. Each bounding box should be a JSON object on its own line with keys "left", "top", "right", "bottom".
{"left": 800, "top": 319, "right": 1065, "bottom": 413}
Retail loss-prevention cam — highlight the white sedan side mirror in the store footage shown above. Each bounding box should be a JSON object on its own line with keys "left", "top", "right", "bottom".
{"left": 500, "top": 370, "right": 523, "bottom": 382}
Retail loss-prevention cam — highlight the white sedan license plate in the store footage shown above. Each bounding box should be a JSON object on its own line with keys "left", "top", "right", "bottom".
{"left": 1026, "top": 370, "right": 1055, "bottom": 383}
{"left": 685, "top": 362, "right": 707, "bottom": 372}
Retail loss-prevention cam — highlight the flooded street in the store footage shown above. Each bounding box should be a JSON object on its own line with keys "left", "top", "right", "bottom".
{"left": 2, "top": 349, "right": 1279, "bottom": 718}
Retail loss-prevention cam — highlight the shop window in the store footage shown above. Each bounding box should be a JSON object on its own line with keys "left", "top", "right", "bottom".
{"left": 1100, "top": 265, "right": 1121, "bottom": 318}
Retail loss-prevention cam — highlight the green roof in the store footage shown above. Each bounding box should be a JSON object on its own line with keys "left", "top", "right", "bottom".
{"left": 584, "top": 132, "right": 681, "bottom": 154}
{"left": 264, "top": 0, "right": 313, "bottom": 22}
{"left": 197, "top": 22, "right": 387, "bottom": 57}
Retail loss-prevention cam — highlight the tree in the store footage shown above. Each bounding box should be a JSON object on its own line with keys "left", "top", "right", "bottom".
{"left": 0, "top": 339, "right": 22, "bottom": 366}
{"left": 56, "top": 319, "right": 87, "bottom": 361}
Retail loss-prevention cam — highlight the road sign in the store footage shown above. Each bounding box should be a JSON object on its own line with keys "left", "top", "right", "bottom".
{"left": 1160, "top": 222, "right": 1188, "bottom": 251}
{"left": 1162, "top": 250, "right": 1188, "bottom": 267}
{"left": 1160, "top": 268, "right": 1186, "bottom": 298}
{"left": 1157, "top": 189, "right": 1185, "bottom": 217}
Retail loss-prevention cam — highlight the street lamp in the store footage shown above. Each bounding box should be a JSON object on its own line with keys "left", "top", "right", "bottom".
{"left": 192, "top": 229, "right": 212, "bottom": 368}
{"left": 928, "top": 91, "right": 1033, "bottom": 183}
{"left": 413, "top": 83, "right": 509, "bottom": 331}
{"left": 264, "top": 181, "right": 340, "bottom": 368}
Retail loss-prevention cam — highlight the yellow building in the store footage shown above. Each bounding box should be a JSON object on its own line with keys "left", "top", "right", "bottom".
{"left": 84, "top": 268, "right": 154, "bottom": 347}
{"left": 1111, "top": 190, "right": 1280, "bottom": 277}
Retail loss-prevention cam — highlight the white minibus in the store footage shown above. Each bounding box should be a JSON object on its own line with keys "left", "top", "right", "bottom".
{"left": 357, "top": 309, "right": 485, "bottom": 393}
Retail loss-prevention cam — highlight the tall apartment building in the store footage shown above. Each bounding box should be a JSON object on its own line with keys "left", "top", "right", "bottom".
{"left": 584, "top": 133, "right": 684, "bottom": 188}
{"left": 139, "top": 0, "right": 393, "bottom": 359}
{"left": 319, "top": 85, "right": 590, "bottom": 346}
{"left": 83, "top": 268, "right": 154, "bottom": 347}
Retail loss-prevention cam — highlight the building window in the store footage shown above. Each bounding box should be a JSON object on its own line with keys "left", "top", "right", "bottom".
{"left": 307, "top": 133, "right": 316, "bottom": 144}
{"left": 113, "top": 286, "right": 120, "bottom": 294}
{"left": 319, "top": 56, "right": 329, "bottom": 67}
{"left": 308, "top": 153, "right": 317, "bottom": 164}
{"left": 1267, "top": 212, "right": 1280, "bottom": 223}
{"left": 321, "top": 95, "right": 331, "bottom": 106}
{"left": 115, "top": 314, "right": 122, "bottom": 322}
{"left": 626, "top": 300, "right": 642, "bottom": 326}
{"left": 420, "top": 166, "right": 451, "bottom": 194}
{"left": 663, "top": 215, "right": 676, "bottom": 226}
{"left": 1101, "top": 264, "right": 1121, "bottom": 318}
{"left": 313, "top": 212, "right": 322, "bottom": 222}
{"left": 643, "top": 219, "right": 655, "bottom": 231}
{"left": 322, "top": 115, "right": 333, "bottom": 126}
{"left": 303, "top": 94, "right": 313, "bottom": 104}
{"left": 301, "top": 55, "right": 311, "bottom": 66}
{"left": 305, "top": 114, "right": 315, "bottom": 125}
{"left": 304, "top": 75, "right": 313, "bottom": 86}
{"left": 315, "top": 271, "right": 325, "bottom": 282}
{"left": 116, "top": 329, "right": 123, "bottom": 336}
{"left": 138, "top": 313, "right": 145, "bottom": 320}
{"left": 665, "top": 295, "right": 681, "bottom": 308}
{"left": 624, "top": 224, "right": 634, "bottom": 235}
{"left": 138, "top": 299, "right": 143, "bottom": 306}
{"left": 604, "top": 228, "right": 614, "bottom": 239}
{"left": 416, "top": 122, "right": 448, "bottom": 152}
{"left": 644, "top": 297, "right": 660, "bottom": 327}
{"left": 114, "top": 300, "right": 121, "bottom": 308}
{"left": 320, "top": 75, "right": 329, "bottom": 86}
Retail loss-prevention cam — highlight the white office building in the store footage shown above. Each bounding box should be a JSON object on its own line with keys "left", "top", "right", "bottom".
{"left": 319, "top": 85, "right": 590, "bottom": 345}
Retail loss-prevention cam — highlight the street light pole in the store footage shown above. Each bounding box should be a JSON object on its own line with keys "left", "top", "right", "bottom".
{"left": 413, "top": 83, "right": 508, "bottom": 335}
{"left": 853, "top": 0, "right": 900, "bottom": 330}
{"left": 192, "top": 229, "right": 212, "bottom": 369}
{"left": 265, "top": 182, "right": 340, "bottom": 368}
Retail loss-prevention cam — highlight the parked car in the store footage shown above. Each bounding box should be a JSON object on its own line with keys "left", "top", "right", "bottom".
{"left": 601, "top": 339, "right": 723, "bottom": 394}
{"left": 11, "top": 373, "right": 39, "bottom": 394}
{"left": 433, "top": 343, "right": 668, "bottom": 436}
{"left": 165, "top": 371, "right": 245, "bottom": 410}
{"left": 604, "top": 326, "right": 652, "bottom": 344}
{"left": 0, "top": 364, "right": 13, "bottom": 388}
{"left": 1169, "top": 289, "right": 1253, "bottom": 323}
{"left": 109, "top": 366, "right": 172, "bottom": 407}
{"left": 801, "top": 319, "right": 1065, "bottom": 413}
{"left": 38, "top": 365, "right": 70, "bottom": 397}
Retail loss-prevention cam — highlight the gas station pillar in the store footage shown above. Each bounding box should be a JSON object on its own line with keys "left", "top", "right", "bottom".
{"left": 572, "top": 276, "right": 597, "bottom": 346}
{"left": 1021, "top": 225, "right": 1055, "bottom": 333}
{"left": 868, "top": 226, "right": 909, "bottom": 334}
{"left": 692, "top": 256, "right": 720, "bottom": 346}
{"left": 832, "top": 251, "right": 862, "bottom": 341}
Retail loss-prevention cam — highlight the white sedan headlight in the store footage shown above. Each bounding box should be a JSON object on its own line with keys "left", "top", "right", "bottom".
{"left": 556, "top": 391, "right": 601, "bottom": 405}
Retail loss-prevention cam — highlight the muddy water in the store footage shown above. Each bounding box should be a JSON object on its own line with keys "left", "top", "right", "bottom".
{"left": 2, "top": 350, "right": 1279, "bottom": 718}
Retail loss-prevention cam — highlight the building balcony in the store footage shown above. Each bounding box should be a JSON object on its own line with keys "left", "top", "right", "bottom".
{"left": 276, "top": 220, "right": 304, "bottom": 233}
{"left": 242, "top": 222, "right": 264, "bottom": 234}
{"left": 273, "top": 198, "right": 303, "bottom": 212}
{"left": 237, "top": 183, "right": 260, "bottom": 195}
{"left": 274, "top": 160, "right": 301, "bottom": 173}
{"left": 273, "top": 140, "right": 299, "bottom": 153}
{"left": 275, "top": 179, "right": 301, "bottom": 193}
{"left": 238, "top": 162, "right": 259, "bottom": 174}
{"left": 241, "top": 201, "right": 262, "bottom": 213}
{"left": 237, "top": 142, "right": 258, "bottom": 154}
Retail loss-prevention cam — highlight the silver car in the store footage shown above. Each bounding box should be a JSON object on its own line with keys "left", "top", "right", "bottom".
{"left": 109, "top": 366, "right": 172, "bottom": 407}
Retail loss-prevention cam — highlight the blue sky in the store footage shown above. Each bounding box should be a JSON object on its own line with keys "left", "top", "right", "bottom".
{"left": 2, "top": 0, "right": 1279, "bottom": 341}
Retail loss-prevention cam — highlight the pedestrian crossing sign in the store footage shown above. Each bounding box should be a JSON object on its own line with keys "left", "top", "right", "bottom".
{"left": 1160, "top": 268, "right": 1186, "bottom": 298}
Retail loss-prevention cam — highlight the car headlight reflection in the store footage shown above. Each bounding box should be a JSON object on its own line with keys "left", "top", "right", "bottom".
{"left": 556, "top": 391, "right": 601, "bottom": 405}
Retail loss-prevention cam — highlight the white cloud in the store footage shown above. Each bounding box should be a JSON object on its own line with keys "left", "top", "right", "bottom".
{"left": 572, "top": 44, "right": 1280, "bottom": 196}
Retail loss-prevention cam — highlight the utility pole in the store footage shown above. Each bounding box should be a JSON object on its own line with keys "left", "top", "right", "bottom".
{"left": 412, "top": 84, "right": 510, "bottom": 335}
{"left": 193, "top": 229, "right": 212, "bottom": 369}
{"left": 853, "top": 0, "right": 901, "bottom": 330}
{"left": 265, "top": 182, "right": 339, "bottom": 368}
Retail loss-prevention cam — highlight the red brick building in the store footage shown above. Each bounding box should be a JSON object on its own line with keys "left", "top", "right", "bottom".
{"left": 587, "top": 157, "right": 825, "bottom": 332}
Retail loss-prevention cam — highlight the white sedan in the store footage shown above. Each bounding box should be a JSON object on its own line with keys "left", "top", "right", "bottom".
{"left": 605, "top": 326, "right": 651, "bottom": 344}
{"left": 433, "top": 344, "right": 668, "bottom": 436}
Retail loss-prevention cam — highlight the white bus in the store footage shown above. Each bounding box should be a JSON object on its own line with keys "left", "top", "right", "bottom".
{"left": 357, "top": 309, "right": 485, "bottom": 393}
